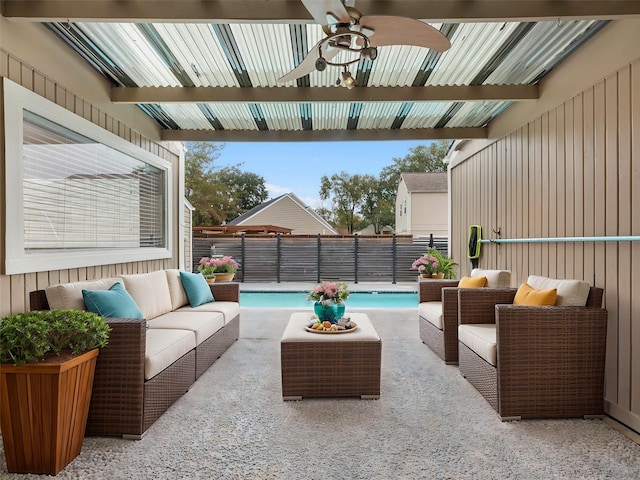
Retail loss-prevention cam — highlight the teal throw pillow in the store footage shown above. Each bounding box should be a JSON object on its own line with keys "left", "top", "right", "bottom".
{"left": 180, "top": 271, "right": 215, "bottom": 307}
{"left": 82, "top": 282, "right": 144, "bottom": 318}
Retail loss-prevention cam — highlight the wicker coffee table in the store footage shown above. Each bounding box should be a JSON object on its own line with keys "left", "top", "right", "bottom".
{"left": 280, "top": 312, "right": 381, "bottom": 400}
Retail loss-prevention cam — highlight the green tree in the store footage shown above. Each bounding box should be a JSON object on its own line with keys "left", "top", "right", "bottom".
{"left": 360, "top": 177, "right": 396, "bottom": 234}
{"left": 320, "top": 172, "right": 374, "bottom": 234}
{"left": 216, "top": 167, "right": 268, "bottom": 221}
{"left": 184, "top": 142, "right": 268, "bottom": 225}
{"left": 379, "top": 140, "right": 451, "bottom": 195}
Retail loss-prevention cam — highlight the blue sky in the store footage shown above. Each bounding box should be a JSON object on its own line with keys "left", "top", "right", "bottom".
{"left": 216, "top": 140, "right": 433, "bottom": 208}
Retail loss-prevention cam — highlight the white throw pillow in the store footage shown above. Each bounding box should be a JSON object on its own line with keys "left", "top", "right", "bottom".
{"left": 46, "top": 277, "right": 120, "bottom": 311}
{"left": 120, "top": 270, "right": 173, "bottom": 319}
{"left": 165, "top": 269, "right": 190, "bottom": 310}
{"left": 471, "top": 268, "right": 511, "bottom": 288}
{"left": 526, "top": 275, "right": 590, "bottom": 306}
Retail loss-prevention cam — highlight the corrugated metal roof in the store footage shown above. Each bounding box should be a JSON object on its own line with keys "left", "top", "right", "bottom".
{"left": 42, "top": 15, "right": 608, "bottom": 140}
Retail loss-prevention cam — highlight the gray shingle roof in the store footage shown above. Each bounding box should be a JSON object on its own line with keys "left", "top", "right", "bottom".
{"left": 401, "top": 172, "right": 448, "bottom": 193}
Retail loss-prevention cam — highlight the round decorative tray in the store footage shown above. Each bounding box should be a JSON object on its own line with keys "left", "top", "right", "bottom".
{"left": 305, "top": 321, "right": 358, "bottom": 334}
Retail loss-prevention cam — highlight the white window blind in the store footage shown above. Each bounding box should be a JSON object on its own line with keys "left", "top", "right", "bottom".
{"left": 23, "top": 111, "right": 165, "bottom": 252}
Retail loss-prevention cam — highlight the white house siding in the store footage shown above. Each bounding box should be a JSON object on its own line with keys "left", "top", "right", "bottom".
{"left": 409, "top": 192, "right": 448, "bottom": 237}
{"left": 449, "top": 20, "right": 640, "bottom": 432}
{"left": 395, "top": 180, "right": 409, "bottom": 233}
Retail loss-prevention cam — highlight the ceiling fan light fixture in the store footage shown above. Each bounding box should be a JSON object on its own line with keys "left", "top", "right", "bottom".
{"left": 341, "top": 69, "right": 355, "bottom": 89}
{"left": 361, "top": 46, "right": 378, "bottom": 61}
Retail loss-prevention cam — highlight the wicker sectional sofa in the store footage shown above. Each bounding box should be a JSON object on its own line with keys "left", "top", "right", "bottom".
{"left": 30, "top": 269, "right": 240, "bottom": 439}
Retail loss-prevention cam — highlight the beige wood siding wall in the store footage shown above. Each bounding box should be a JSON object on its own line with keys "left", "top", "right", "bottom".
{"left": 450, "top": 59, "right": 640, "bottom": 432}
{"left": 0, "top": 50, "right": 180, "bottom": 317}
{"left": 244, "top": 196, "right": 333, "bottom": 234}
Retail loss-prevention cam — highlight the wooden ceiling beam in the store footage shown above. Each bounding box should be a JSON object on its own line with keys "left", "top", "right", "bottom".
{"left": 161, "top": 127, "right": 487, "bottom": 142}
{"left": 112, "top": 85, "right": 538, "bottom": 103}
{"left": 5, "top": 1, "right": 640, "bottom": 23}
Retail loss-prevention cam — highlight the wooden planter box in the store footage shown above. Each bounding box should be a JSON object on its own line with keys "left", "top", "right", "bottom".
{"left": 0, "top": 348, "right": 99, "bottom": 475}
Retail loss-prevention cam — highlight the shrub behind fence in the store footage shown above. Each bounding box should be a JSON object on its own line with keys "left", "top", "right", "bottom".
{"left": 192, "top": 234, "right": 448, "bottom": 283}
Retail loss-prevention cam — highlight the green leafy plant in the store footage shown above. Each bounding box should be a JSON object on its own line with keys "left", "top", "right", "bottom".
{"left": 0, "top": 310, "right": 110, "bottom": 366}
{"left": 429, "top": 248, "right": 458, "bottom": 279}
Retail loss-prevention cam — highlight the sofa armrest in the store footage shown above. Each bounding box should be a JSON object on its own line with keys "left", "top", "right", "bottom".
{"left": 458, "top": 288, "right": 518, "bottom": 325}
{"left": 86, "top": 316, "right": 147, "bottom": 437}
{"left": 419, "top": 279, "right": 459, "bottom": 302}
{"left": 209, "top": 282, "right": 240, "bottom": 302}
{"left": 441, "top": 287, "right": 460, "bottom": 332}
{"left": 495, "top": 304, "right": 608, "bottom": 417}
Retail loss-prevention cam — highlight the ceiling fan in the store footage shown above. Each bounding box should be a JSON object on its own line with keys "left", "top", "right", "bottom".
{"left": 278, "top": 0, "right": 452, "bottom": 88}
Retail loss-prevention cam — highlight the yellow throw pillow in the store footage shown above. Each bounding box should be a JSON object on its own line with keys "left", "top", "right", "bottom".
{"left": 458, "top": 276, "right": 487, "bottom": 288}
{"left": 513, "top": 282, "right": 557, "bottom": 306}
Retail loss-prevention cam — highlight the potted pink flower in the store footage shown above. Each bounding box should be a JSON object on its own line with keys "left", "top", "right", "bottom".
{"left": 307, "top": 281, "right": 350, "bottom": 323}
{"left": 198, "top": 256, "right": 239, "bottom": 282}
{"left": 411, "top": 253, "right": 439, "bottom": 278}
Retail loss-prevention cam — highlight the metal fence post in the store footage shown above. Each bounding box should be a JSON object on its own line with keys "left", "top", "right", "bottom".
{"left": 316, "top": 234, "right": 321, "bottom": 283}
{"left": 392, "top": 233, "right": 397, "bottom": 284}
{"left": 241, "top": 233, "right": 245, "bottom": 282}
{"left": 276, "top": 233, "right": 281, "bottom": 283}
{"left": 354, "top": 234, "right": 359, "bottom": 284}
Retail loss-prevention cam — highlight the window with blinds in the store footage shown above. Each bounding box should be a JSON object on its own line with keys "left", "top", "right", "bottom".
{"left": 3, "top": 78, "right": 172, "bottom": 274}
{"left": 23, "top": 111, "right": 165, "bottom": 251}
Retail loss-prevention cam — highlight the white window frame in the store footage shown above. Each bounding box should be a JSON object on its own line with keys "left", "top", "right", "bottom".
{"left": 3, "top": 78, "right": 173, "bottom": 274}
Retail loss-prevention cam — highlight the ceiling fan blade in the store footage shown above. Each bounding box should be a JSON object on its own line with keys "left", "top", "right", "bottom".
{"left": 359, "top": 16, "right": 451, "bottom": 52}
{"left": 277, "top": 40, "right": 340, "bottom": 84}
{"left": 301, "top": 0, "right": 351, "bottom": 25}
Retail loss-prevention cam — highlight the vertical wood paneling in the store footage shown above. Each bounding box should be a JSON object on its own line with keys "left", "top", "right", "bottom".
{"left": 630, "top": 61, "right": 640, "bottom": 415}
{"left": 547, "top": 108, "right": 557, "bottom": 278}
{"left": 450, "top": 57, "right": 640, "bottom": 432}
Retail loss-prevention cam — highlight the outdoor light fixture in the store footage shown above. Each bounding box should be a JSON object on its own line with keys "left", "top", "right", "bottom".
{"left": 315, "top": 28, "right": 377, "bottom": 89}
{"left": 341, "top": 68, "right": 355, "bottom": 89}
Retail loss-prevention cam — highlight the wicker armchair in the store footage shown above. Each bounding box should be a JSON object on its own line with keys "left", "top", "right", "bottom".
{"left": 419, "top": 269, "right": 511, "bottom": 364}
{"left": 457, "top": 286, "right": 608, "bottom": 420}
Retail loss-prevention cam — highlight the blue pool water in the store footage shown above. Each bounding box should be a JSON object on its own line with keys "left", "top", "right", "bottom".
{"left": 240, "top": 291, "right": 418, "bottom": 308}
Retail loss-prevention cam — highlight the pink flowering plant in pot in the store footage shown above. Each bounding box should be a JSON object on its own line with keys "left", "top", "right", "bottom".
{"left": 411, "top": 253, "right": 439, "bottom": 276}
{"left": 307, "top": 281, "right": 350, "bottom": 305}
{"left": 198, "top": 256, "right": 239, "bottom": 277}
{"left": 307, "top": 281, "right": 350, "bottom": 323}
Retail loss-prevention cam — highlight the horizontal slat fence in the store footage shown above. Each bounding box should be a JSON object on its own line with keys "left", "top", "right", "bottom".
{"left": 193, "top": 235, "right": 448, "bottom": 283}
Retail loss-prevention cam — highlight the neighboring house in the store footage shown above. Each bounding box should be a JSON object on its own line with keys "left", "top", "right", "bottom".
{"left": 356, "top": 224, "right": 394, "bottom": 235}
{"left": 395, "top": 172, "right": 448, "bottom": 237}
{"left": 228, "top": 193, "right": 337, "bottom": 235}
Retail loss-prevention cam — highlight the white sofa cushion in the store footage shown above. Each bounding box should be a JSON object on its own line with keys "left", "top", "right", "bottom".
{"left": 46, "top": 277, "right": 120, "bottom": 311}
{"left": 120, "top": 270, "right": 173, "bottom": 320}
{"left": 147, "top": 312, "right": 225, "bottom": 346}
{"left": 165, "top": 269, "right": 190, "bottom": 310}
{"left": 418, "top": 301, "right": 443, "bottom": 330}
{"left": 145, "top": 329, "right": 195, "bottom": 380}
{"left": 527, "top": 275, "right": 590, "bottom": 306}
{"left": 175, "top": 302, "right": 240, "bottom": 325}
{"left": 471, "top": 269, "right": 511, "bottom": 288}
{"left": 458, "top": 324, "right": 497, "bottom": 366}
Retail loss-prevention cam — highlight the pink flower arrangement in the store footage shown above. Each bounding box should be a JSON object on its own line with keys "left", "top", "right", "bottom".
{"left": 308, "top": 281, "right": 350, "bottom": 304}
{"left": 198, "top": 256, "right": 239, "bottom": 276}
{"left": 411, "top": 254, "right": 439, "bottom": 275}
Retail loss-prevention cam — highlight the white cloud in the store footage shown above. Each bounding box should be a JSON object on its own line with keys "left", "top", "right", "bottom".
{"left": 265, "top": 183, "right": 323, "bottom": 209}
{"left": 265, "top": 183, "right": 291, "bottom": 197}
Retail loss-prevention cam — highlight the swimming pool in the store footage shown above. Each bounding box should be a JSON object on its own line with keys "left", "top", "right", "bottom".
{"left": 240, "top": 291, "right": 418, "bottom": 308}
